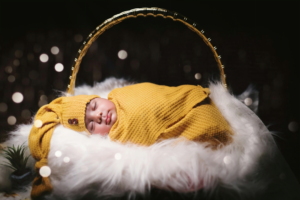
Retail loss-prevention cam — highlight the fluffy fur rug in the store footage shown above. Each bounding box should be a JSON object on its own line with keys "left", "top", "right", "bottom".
{"left": 0, "top": 78, "right": 299, "bottom": 200}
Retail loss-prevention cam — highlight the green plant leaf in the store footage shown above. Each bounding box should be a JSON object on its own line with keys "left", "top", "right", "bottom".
{"left": 1, "top": 143, "right": 31, "bottom": 171}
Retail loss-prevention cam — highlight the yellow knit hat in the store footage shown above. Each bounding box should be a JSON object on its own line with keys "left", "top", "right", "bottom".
{"left": 28, "top": 94, "right": 99, "bottom": 199}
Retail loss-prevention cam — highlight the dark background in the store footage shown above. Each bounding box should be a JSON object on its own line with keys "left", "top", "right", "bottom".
{"left": 0, "top": 0, "right": 299, "bottom": 189}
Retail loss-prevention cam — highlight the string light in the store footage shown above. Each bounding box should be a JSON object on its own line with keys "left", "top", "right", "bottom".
{"left": 12, "top": 92, "right": 24, "bottom": 103}
{"left": 7, "top": 116, "right": 17, "bottom": 125}
{"left": 118, "top": 50, "right": 128, "bottom": 60}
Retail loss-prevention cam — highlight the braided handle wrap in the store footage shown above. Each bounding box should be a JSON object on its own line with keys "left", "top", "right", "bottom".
{"left": 67, "top": 7, "right": 227, "bottom": 95}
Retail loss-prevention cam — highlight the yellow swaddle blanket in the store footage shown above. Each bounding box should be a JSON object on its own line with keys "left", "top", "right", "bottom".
{"left": 108, "top": 83, "right": 233, "bottom": 147}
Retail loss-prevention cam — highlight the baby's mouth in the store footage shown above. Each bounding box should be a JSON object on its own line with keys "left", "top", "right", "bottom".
{"left": 106, "top": 112, "right": 111, "bottom": 125}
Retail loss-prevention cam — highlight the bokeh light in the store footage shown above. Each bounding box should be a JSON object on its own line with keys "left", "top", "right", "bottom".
{"left": 34, "top": 119, "right": 43, "bottom": 128}
{"left": 39, "top": 166, "right": 51, "bottom": 177}
{"left": 27, "top": 53, "right": 34, "bottom": 61}
{"left": 114, "top": 153, "right": 122, "bottom": 160}
{"left": 195, "top": 73, "right": 201, "bottom": 80}
{"left": 118, "top": 50, "right": 128, "bottom": 60}
{"left": 0, "top": 103, "right": 8, "bottom": 112}
{"left": 63, "top": 157, "right": 70, "bottom": 163}
{"left": 8, "top": 75, "right": 15, "bottom": 83}
{"left": 15, "top": 50, "right": 23, "bottom": 58}
{"left": 39, "top": 54, "right": 49, "bottom": 63}
{"left": 54, "top": 63, "right": 64, "bottom": 72}
{"left": 13, "top": 59, "right": 20, "bottom": 66}
{"left": 223, "top": 156, "right": 231, "bottom": 164}
{"left": 5, "top": 66, "right": 13, "bottom": 73}
{"left": 38, "top": 99, "right": 48, "bottom": 107}
{"left": 21, "top": 109, "right": 31, "bottom": 119}
{"left": 34, "top": 44, "right": 41, "bottom": 53}
{"left": 74, "top": 34, "right": 83, "bottom": 43}
{"left": 12, "top": 92, "right": 24, "bottom": 103}
{"left": 288, "top": 121, "right": 299, "bottom": 132}
{"left": 51, "top": 46, "right": 59, "bottom": 55}
{"left": 244, "top": 98, "right": 253, "bottom": 106}
{"left": 29, "top": 70, "right": 39, "bottom": 80}
{"left": 55, "top": 151, "right": 62, "bottom": 157}
{"left": 7, "top": 116, "right": 17, "bottom": 125}
{"left": 183, "top": 65, "right": 191, "bottom": 73}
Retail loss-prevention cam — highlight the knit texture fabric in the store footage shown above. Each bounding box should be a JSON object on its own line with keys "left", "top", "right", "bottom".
{"left": 108, "top": 83, "right": 233, "bottom": 146}
{"left": 28, "top": 95, "right": 99, "bottom": 199}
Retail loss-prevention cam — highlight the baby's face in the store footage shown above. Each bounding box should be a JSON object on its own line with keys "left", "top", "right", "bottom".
{"left": 85, "top": 98, "right": 117, "bottom": 136}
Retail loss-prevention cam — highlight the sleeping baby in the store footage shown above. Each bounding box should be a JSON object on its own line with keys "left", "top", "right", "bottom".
{"left": 28, "top": 82, "right": 233, "bottom": 198}
{"left": 85, "top": 82, "right": 233, "bottom": 146}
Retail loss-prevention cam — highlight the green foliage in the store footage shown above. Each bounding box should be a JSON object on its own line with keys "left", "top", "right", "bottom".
{"left": 1, "top": 143, "right": 31, "bottom": 172}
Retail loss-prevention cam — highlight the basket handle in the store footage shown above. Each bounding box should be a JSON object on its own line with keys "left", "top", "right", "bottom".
{"left": 67, "top": 7, "right": 227, "bottom": 95}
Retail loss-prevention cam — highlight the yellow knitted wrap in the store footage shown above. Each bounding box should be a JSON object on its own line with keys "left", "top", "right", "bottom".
{"left": 28, "top": 95, "right": 99, "bottom": 199}
{"left": 108, "top": 83, "right": 233, "bottom": 146}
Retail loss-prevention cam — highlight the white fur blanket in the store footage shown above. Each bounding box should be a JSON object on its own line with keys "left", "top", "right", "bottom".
{"left": 1, "top": 78, "right": 299, "bottom": 200}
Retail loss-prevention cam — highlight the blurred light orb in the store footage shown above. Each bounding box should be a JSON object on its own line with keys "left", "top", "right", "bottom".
{"left": 27, "top": 53, "right": 34, "bottom": 61}
{"left": 34, "top": 119, "right": 43, "bottom": 128}
{"left": 7, "top": 116, "right": 17, "bottom": 125}
{"left": 15, "top": 50, "right": 23, "bottom": 58}
{"left": 22, "top": 77, "right": 30, "bottom": 85}
{"left": 195, "top": 73, "right": 201, "bottom": 80}
{"left": 244, "top": 98, "right": 253, "bottom": 106}
{"left": 40, "top": 95, "right": 48, "bottom": 101}
{"left": 223, "top": 156, "right": 231, "bottom": 164}
{"left": 51, "top": 46, "right": 59, "bottom": 55}
{"left": 54, "top": 63, "right": 64, "bottom": 72}
{"left": 114, "top": 153, "right": 122, "bottom": 160}
{"left": 55, "top": 151, "right": 62, "bottom": 157}
{"left": 0, "top": 103, "right": 8, "bottom": 112}
{"left": 74, "top": 34, "right": 83, "bottom": 43}
{"left": 39, "top": 166, "right": 51, "bottom": 177}
{"left": 21, "top": 109, "right": 31, "bottom": 119}
{"left": 63, "top": 157, "right": 70, "bottom": 163}
{"left": 288, "top": 121, "right": 299, "bottom": 132}
{"left": 13, "top": 59, "right": 20, "bottom": 66}
{"left": 12, "top": 92, "right": 24, "bottom": 103}
{"left": 8, "top": 75, "right": 15, "bottom": 83}
{"left": 38, "top": 99, "right": 48, "bottom": 107}
{"left": 118, "top": 50, "right": 128, "bottom": 60}
{"left": 183, "top": 65, "right": 191, "bottom": 73}
{"left": 39, "top": 54, "right": 49, "bottom": 63}
{"left": 5, "top": 66, "right": 13, "bottom": 73}
{"left": 29, "top": 70, "right": 39, "bottom": 80}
